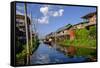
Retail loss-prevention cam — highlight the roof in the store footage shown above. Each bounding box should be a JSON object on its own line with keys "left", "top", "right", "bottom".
{"left": 73, "top": 21, "right": 88, "bottom": 26}
{"left": 45, "top": 24, "right": 72, "bottom": 37}
{"left": 81, "top": 12, "right": 96, "bottom": 19}
{"left": 56, "top": 24, "right": 72, "bottom": 33}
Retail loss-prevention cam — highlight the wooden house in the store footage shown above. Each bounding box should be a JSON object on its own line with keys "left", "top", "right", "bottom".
{"left": 16, "top": 14, "right": 31, "bottom": 45}
{"left": 81, "top": 12, "right": 97, "bottom": 29}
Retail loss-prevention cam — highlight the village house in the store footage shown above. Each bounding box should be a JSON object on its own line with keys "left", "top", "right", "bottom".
{"left": 16, "top": 14, "right": 31, "bottom": 47}
{"left": 82, "top": 12, "right": 96, "bottom": 24}
{"left": 44, "top": 11, "right": 97, "bottom": 43}
{"left": 57, "top": 24, "right": 72, "bottom": 35}
{"left": 81, "top": 12, "right": 96, "bottom": 29}
{"left": 56, "top": 24, "right": 72, "bottom": 41}
{"left": 45, "top": 24, "right": 72, "bottom": 42}
{"left": 72, "top": 22, "right": 88, "bottom": 29}
{"left": 68, "top": 11, "right": 97, "bottom": 40}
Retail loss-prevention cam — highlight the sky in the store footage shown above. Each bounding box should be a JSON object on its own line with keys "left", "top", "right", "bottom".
{"left": 16, "top": 3, "right": 96, "bottom": 38}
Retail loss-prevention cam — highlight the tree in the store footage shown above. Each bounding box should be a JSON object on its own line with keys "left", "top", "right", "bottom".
{"left": 89, "top": 26, "right": 96, "bottom": 39}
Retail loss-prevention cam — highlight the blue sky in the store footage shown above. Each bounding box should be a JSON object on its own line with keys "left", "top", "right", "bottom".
{"left": 16, "top": 3, "right": 96, "bottom": 38}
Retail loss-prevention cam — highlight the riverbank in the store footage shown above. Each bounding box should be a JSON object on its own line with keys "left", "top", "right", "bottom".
{"left": 16, "top": 38, "right": 40, "bottom": 66}
{"left": 56, "top": 42, "right": 97, "bottom": 62}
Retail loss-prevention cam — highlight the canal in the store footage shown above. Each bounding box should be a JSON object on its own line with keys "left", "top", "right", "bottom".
{"left": 30, "top": 42, "right": 87, "bottom": 65}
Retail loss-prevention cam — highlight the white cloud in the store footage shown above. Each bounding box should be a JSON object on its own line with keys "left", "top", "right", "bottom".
{"left": 38, "top": 6, "right": 49, "bottom": 24}
{"left": 16, "top": 6, "right": 24, "bottom": 10}
{"left": 38, "top": 5, "right": 64, "bottom": 24}
{"left": 38, "top": 16, "right": 49, "bottom": 24}
{"left": 59, "top": 9, "right": 64, "bottom": 16}
{"left": 16, "top": 10, "right": 24, "bottom": 15}
{"left": 40, "top": 6, "right": 49, "bottom": 16}
{"left": 52, "top": 11, "right": 59, "bottom": 17}
{"left": 50, "top": 9, "right": 64, "bottom": 17}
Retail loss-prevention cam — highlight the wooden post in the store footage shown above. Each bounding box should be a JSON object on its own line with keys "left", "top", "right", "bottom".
{"left": 33, "top": 17, "right": 37, "bottom": 43}
{"left": 69, "top": 29, "right": 75, "bottom": 41}
{"left": 55, "top": 32, "right": 56, "bottom": 43}
{"left": 30, "top": 12, "right": 33, "bottom": 55}
{"left": 24, "top": 3, "right": 29, "bottom": 65}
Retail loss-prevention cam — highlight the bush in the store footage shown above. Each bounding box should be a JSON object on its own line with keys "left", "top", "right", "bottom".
{"left": 75, "top": 29, "right": 89, "bottom": 39}
{"left": 68, "top": 27, "right": 96, "bottom": 47}
{"left": 58, "top": 25, "right": 96, "bottom": 58}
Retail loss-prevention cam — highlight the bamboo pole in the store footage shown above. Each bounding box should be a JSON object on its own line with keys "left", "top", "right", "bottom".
{"left": 30, "top": 12, "right": 33, "bottom": 54}
{"left": 24, "top": 3, "right": 29, "bottom": 65}
{"left": 33, "top": 17, "right": 37, "bottom": 42}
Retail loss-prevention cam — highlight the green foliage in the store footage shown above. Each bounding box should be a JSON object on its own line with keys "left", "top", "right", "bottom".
{"left": 76, "top": 47, "right": 96, "bottom": 57}
{"left": 89, "top": 26, "right": 96, "bottom": 39}
{"left": 75, "top": 29, "right": 89, "bottom": 39}
{"left": 16, "top": 44, "right": 27, "bottom": 60}
{"left": 16, "top": 37, "right": 39, "bottom": 61}
{"left": 70, "top": 26, "right": 96, "bottom": 57}
{"left": 58, "top": 25, "right": 96, "bottom": 58}
{"left": 67, "top": 27, "right": 96, "bottom": 47}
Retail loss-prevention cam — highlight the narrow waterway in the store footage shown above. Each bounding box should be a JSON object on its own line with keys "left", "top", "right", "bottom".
{"left": 30, "top": 42, "right": 87, "bottom": 64}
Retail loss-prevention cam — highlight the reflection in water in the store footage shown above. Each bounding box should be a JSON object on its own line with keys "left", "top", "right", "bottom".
{"left": 30, "top": 42, "right": 87, "bottom": 64}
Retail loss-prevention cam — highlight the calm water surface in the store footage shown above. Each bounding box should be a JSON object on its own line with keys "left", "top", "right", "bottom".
{"left": 30, "top": 42, "right": 87, "bottom": 64}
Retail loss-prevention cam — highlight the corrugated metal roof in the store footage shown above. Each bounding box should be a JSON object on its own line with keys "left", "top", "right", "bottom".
{"left": 56, "top": 24, "right": 72, "bottom": 33}
{"left": 81, "top": 12, "right": 96, "bottom": 19}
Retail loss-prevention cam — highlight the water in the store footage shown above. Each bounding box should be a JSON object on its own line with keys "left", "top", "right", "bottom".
{"left": 30, "top": 42, "right": 87, "bottom": 64}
